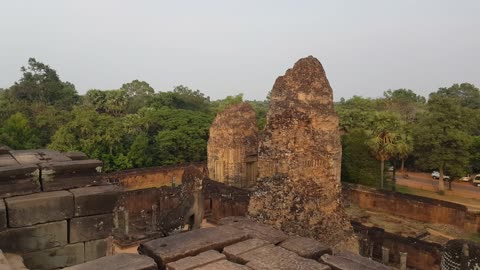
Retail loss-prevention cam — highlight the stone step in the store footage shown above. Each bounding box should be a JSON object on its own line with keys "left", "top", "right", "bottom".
{"left": 63, "top": 253, "right": 157, "bottom": 270}
{"left": 320, "top": 252, "right": 391, "bottom": 270}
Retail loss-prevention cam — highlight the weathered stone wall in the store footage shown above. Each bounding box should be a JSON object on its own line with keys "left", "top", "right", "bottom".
{"left": 113, "top": 166, "right": 205, "bottom": 246}
{"left": 344, "top": 183, "right": 480, "bottom": 234}
{"left": 105, "top": 162, "right": 206, "bottom": 191}
{"left": 353, "top": 221, "right": 443, "bottom": 270}
{"left": 0, "top": 149, "right": 119, "bottom": 270}
{"left": 249, "top": 56, "right": 351, "bottom": 247}
{"left": 207, "top": 103, "right": 259, "bottom": 188}
{"left": 203, "top": 178, "right": 251, "bottom": 223}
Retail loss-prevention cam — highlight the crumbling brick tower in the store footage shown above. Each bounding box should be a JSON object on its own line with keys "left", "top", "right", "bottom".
{"left": 207, "top": 103, "right": 259, "bottom": 188}
{"left": 249, "top": 56, "right": 352, "bottom": 247}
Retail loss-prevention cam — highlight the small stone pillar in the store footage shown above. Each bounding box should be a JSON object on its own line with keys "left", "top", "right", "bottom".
{"left": 381, "top": 246, "right": 389, "bottom": 264}
{"left": 123, "top": 209, "right": 129, "bottom": 235}
{"left": 400, "top": 252, "right": 407, "bottom": 270}
{"left": 151, "top": 204, "right": 158, "bottom": 232}
{"left": 461, "top": 243, "right": 469, "bottom": 270}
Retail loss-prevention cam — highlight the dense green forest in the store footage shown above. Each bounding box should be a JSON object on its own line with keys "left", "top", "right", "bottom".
{"left": 1, "top": 58, "right": 479, "bottom": 192}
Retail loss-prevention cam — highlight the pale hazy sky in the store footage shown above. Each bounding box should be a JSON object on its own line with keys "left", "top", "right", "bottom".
{"left": 0, "top": 1, "right": 479, "bottom": 101}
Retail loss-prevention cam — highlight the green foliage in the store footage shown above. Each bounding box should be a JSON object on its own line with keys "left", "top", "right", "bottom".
{"left": 471, "top": 136, "right": 480, "bottom": 172}
{"left": 7, "top": 58, "right": 79, "bottom": 108}
{"left": 0, "top": 113, "right": 39, "bottom": 149}
{"left": 341, "top": 129, "right": 381, "bottom": 187}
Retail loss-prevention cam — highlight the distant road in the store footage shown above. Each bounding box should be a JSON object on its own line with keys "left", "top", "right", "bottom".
{"left": 396, "top": 172, "right": 480, "bottom": 197}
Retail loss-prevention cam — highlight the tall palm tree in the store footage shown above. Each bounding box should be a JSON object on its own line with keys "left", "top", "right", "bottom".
{"left": 366, "top": 112, "right": 406, "bottom": 189}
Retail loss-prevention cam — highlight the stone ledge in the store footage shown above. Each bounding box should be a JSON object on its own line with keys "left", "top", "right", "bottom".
{"left": 223, "top": 238, "right": 269, "bottom": 264}
{"left": 69, "top": 213, "right": 114, "bottom": 243}
{"left": 5, "top": 190, "right": 73, "bottom": 227}
{"left": 70, "top": 185, "right": 121, "bottom": 217}
{"left": 0, "top": 164, "right": 40, "bottom": 198}
{"left": 0, "top": 221, "right": 67, "bottom": 253}
{"left": 0, "top": 200, "right": 6, "bottom": 231}
{"left": 40, "top": 160, "right": 103, "bottom": 191}
{"left": 64, "top": 253, "right": 158, "bottom": 270}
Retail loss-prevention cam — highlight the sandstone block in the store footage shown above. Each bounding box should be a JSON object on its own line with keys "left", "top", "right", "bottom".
{"left": 279, "top": 236, "right": 332, "bottom": 260}
{"left": 138, "top": 225, "right": 248, "bottom": 268}
{"left": 166, "top": 250, "right": 225, "bottom": 270}
{"left": 5, "top": 190, "right": 73, "bottom": 227}
{"left": 70, "top": 185, "right": 121, "bottom": 216}
{"left": 69, "top": 213, "right": 113, "bottom": 243}
{"left": 228, "top": 220, "right": 288, "bottom": 244}
{"left": 239, "top": 244, "right": 330, "bottom": 270}
{"left": 0, "top": 200, "right": 6, "bottom": 231}
{"left": 85, "top": 237, "right": 113, "bottom": 262}
{"left": 0, "top": 221, "right": 67, "bottom": 253}
{"left": 195, "top": 260, "right": 252, "bottom": 270}
{"left": 0, "top": 154, "right": 18, "bottom": 167}
{"left": 223, "top": 238, "right": 269, "bottom": 263}
{"left": 40, "top": 160, "right": 103, "bottom": 191}
{"left": 320, "top": 252, "right": 390, "bottom": 270}
{"left": 64, "top": 253, "right": 158, "bottom": 270}
{"left": 0, "top": 165, "right": 40, "bottom": 198}
{"left": 64, "top": 152, "right": 88, "bottom": 161}
{"left": 22, "top": 243, "right": 84, "bottom": 270}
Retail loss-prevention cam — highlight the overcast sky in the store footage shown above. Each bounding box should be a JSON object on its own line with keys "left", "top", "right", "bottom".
{"left": 0, "top": 1, "right": 479, "bottom": 101}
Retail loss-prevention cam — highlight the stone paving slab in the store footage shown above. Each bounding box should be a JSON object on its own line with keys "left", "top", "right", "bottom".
{"left": 70, "top": 185, "right": 121, "bottom": 216}
{"left": 139, "top": 225, "right": 249, "bottom": 268}
{"left": 9, "top": 150, "right": 43, "bottom": 165}
{"left": 64, "top": 253, "right": 158, "bottom": 270}
{"left": 22, "top": 243, "right": 84, "bottom": 270}
{"left": 227, "top": 220, "right": 288, "bottom": 244}
{"left": 5, "top": 190, "right": 73, "bottom": 227}
{"left": 320, "top": 252, "right": 390, "bottom": 270}
{"left": 69, "top": 213, "right": 114, "bottom": 243}
{"left": 279, "top": 236, "right": 332, "bottom": 260}
{"left": 239, "top": 244, "right": 330, "bottom": 270}
{"left": 40, "top": 159, "right": 103, "bottom": 191}
{"left": 195, "top": 260, "right": 252, "bottom": 270}
{"left": 0, "top": 164, "right": 40, "bottom": 198}
{"left": 223, "top": 238, "right": 269, "bottom": 264}
{"left": 0, "top": 154, "right": 18, "bottom": 167}
{"left": 166, "top": 250, "right": 225, "bottom": 270}
{"left": 0, "top": 221, "right": 67, "bottom": 253}
{"left": 0, "top": 200, "right": 6, "bottom": 231}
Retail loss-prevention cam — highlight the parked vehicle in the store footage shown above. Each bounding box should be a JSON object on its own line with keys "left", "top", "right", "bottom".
{"left": 473, "top": 175, "right": 480, "bottom": 187}
{"left": 460, "top": 176, "right": 471, "bottom": 182}
{"left": 432, "top": 171, "right": 450, "bottom": 181}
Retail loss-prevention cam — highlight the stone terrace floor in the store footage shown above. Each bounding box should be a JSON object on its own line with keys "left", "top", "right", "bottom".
{"left": 67, "top": 217, "right": 392, "bottom": 270}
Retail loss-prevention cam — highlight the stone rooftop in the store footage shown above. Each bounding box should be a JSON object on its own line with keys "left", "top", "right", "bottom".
{"left": 67, "top": 217, "right": 391, "bottom": 270}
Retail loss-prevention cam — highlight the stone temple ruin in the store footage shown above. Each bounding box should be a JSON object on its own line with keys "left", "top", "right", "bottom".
{"left": 207, "top": 103, "right": 259, "bottom": 189}
{"left": 249, "top": 56, "right": 352, "bottom": 247}
{"left": 1, "top": 56, "right": 478, "bottom": 269}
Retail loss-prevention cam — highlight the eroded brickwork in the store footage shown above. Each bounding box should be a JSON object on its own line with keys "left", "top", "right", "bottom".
{"left": 207, "top": 103, "right": 259, "bottom": 188}
{"left": 249, "top": 56, "right": 352, "bottom": 247}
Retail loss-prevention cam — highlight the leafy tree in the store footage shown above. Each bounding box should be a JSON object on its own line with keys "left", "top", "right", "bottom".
{"left": 436, "top": 83, "right": 480, "bottom": 109}
{"left": 341, "top": 129, "right": 381, "bottom": 187}
{"left": 382, "top": 89, "right": 425, "bottom": 122}
{"left": 7, "top": 58, "right": 79, "bottom": 108}
{"left": 210, "top": 94, "right": 244, "bottom": 114}
{"left": 0, "top": 113, "right": 39, "bottom": 149}
{"left": 335, "top": 96, "right": 379, "bottom": 131}
{"left": 469, "top": 136, "right": 480, "bottom": 173}
{"left": 413, "top": 94, "right": 472, "bottom": 192}
{"left": 121, "top": 80, "right": 155, "bottom": 113}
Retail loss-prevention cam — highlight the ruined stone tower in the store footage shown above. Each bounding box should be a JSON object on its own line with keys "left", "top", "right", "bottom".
{"left": 207, "top": 103, "right": 259, "bottom": 188}
{"left": 249, "top": 56, "right": 351, "bottom": 247}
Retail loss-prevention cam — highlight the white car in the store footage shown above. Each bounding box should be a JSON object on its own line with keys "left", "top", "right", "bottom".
{"left": 432, "top": 171, "right": 450, "bottom": 181}
{"left": 460, "top": 176, "right": 471, "bottom": 182}
{"left": 473, "top": 175, "right": 480, "bottom": 187}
